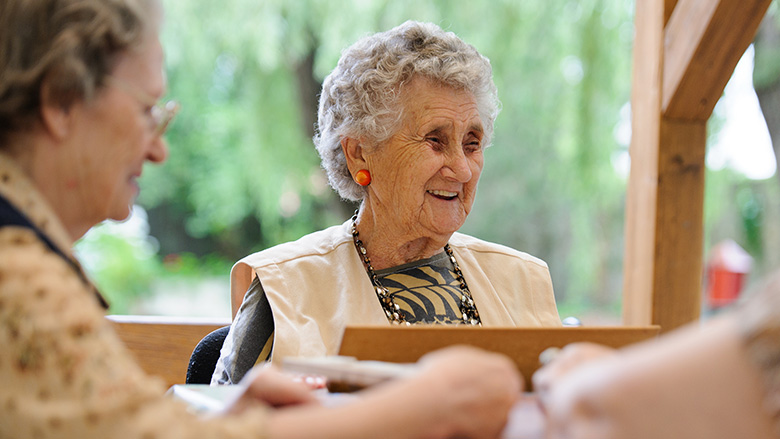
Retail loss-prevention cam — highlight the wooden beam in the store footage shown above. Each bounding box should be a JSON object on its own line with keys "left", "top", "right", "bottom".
{"left": 623, "top": 0, "right": 664, "bottom": 327}
{"left": 663, "top": 0, "right": 772, "bottom": 120}
{"left": 624, "top": 115, "right": 706, "bottom": 332}
{"left": 651, "top": 118, "right": 706, "bottom": 330}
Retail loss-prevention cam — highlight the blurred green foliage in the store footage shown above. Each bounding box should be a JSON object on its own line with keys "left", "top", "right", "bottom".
{"left": 75, "top": 222, "right": 161, "bottom": 312}
{"left": 150, "top": 0, "right": 637, "bottom": 311}
{"left": 74, "top": 0, "right": 780, "bottom": 319}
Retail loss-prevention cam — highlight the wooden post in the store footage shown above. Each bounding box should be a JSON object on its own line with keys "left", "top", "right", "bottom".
{"left": 623, "top": 0, "right": 664, "bottom": 328}
{"left": 651, "top": 118, "right": 706, "bottom": 328}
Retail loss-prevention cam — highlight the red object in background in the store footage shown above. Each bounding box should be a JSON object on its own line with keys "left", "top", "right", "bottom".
{"left": 705, "top": 240, "right": 753, "bottom": 309}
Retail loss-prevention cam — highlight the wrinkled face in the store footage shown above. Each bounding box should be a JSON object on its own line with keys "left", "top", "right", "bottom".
{"left": 68, "top": 31, "right": 169, "bottom": 224}
{"left": 363, "top": 77, "right": 484, "bottom": 241}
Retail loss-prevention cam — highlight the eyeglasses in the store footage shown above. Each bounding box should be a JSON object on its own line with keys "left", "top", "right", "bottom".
{"left": 105, "top": 76, "right": 179, "bottom": 136}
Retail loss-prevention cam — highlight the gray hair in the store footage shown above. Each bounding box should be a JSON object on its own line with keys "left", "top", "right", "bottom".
{"left": 314, "top": 20, "right": 500, "bottom": 202}
{"left": 0, "top": 0, "right": 157, "bottom": 144}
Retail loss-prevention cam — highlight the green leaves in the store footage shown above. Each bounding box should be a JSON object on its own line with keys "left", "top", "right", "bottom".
{"left": 137, "top": 0, "right": 638, "bottom": 316}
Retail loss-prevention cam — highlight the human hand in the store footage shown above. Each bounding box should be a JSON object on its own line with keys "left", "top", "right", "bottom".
{"left": 412, "top": 345, "right": 522, "bottom": 439}
{"left": 537, "top": 317, "right": 776, "bottom": 439}
{"left": 224, "top": 365, "right": 319, "bottom": 414}
{"left": 532, "top": 342, "right": 616, "bottom": 412}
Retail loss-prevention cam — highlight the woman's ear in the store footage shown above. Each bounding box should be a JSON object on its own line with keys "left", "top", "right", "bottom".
{"left": 341, "top": 137, "right": 368, "bottom": 173}
{"left": 38, "top": 80, "right": 72, "bottom": 141}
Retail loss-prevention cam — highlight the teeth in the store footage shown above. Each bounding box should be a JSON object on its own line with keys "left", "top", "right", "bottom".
{"left": 428, "top": 190, "right": 457, "bottom": 197}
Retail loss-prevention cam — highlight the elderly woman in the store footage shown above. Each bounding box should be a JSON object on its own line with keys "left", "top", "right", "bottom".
{"left": 214, "top": 20, "right": 561, "bottom": 384}
{"left": 0, "top": 1, "right": 522, "bottom": 438}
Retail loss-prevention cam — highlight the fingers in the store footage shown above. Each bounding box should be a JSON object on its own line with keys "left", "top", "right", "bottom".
{"left": 244, "top": 365, "right": 320, "bottom": 407}
{"left": 533, "top": 342, "right": 616, "bottom": 410}
{"left": 415, "top": 345, "right": 523, "bottom": 438}
{"left": 224, "top": 365, "right": 320, "bottom": 414}
{"left": 537, "top": 354, "right": 634, "bottom": 439}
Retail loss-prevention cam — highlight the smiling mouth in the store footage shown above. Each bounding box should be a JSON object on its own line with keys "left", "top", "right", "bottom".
{"left": 427, "top": 189, "right": 458, "bottom": 200}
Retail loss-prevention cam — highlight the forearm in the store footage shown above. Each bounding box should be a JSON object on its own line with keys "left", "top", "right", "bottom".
{"left": 266, "top": 381, "right": 451, "bottom": 439}
{"left": 266, "top": 345, "right": 520, "bottom": 439}
{"left": 545, "top": 316, "right": 775, "bottom": 439}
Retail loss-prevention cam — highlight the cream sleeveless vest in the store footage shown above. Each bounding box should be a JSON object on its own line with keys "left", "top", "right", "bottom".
{"left": 230, "top": 220, "right": 560, "bottom": 364}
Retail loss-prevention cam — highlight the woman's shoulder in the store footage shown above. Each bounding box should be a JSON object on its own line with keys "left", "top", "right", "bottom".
{"left": 0, "top": 226, "right": 87, "bottom": 308}
{"left": 0, "top": 226, "right": 59, "bottom": 272}
{"left": 449, "top": 232, "right": 549, "bottom": 268}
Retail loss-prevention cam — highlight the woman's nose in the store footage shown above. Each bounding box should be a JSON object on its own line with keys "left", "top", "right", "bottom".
{"left": 444, "top": 148, "right": 473, "bottom": 182}
{"left": 147, "top": 135, "right": 169, "bottom": 163}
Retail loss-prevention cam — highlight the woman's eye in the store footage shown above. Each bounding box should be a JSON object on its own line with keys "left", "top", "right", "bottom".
{"left": 426, "top": 137, "right": 445, "bottom": 150}
{"left": 465, "top": 140, "right": 482, "bottom": 152}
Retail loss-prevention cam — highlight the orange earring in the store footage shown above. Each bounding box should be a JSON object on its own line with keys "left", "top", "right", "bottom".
{"left": 355, "top": 169, "right": 371, "bottom": 186}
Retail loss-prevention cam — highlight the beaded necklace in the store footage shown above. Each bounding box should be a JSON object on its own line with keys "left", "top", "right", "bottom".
{"left": 350, "top": 213, "right": 481, "bottom": 326}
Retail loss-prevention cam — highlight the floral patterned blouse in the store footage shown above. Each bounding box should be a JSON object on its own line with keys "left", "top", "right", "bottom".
{"left": 0, "top": 155, "right": 269, "bottom": 439}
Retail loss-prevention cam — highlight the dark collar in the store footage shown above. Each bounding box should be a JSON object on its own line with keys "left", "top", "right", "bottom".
{"left": 0, "top": 193, "right": 109, "bottom": 309}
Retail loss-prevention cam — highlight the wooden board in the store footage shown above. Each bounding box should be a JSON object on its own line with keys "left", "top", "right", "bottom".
{"left": 108, "top": 315, "right": 230, "bottom": 388}
{"left": 338, "top": 325, "right": 660, "bottom": 390}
